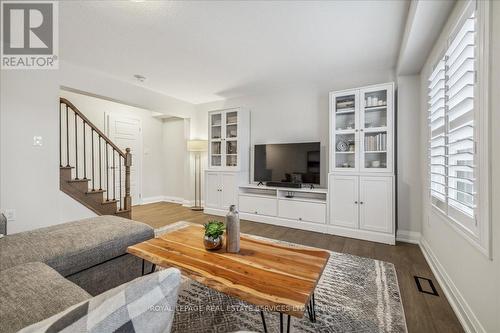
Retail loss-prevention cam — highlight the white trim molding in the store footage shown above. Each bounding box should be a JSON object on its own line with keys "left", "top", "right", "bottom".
{"left": 140, "top": 196, "right": 185, "bottom": 205}
{"left": 419, "top": 238, "right": 487, "bottom": 333}
{"left": 396, "top": 229, "right": 421, "bottom": 244}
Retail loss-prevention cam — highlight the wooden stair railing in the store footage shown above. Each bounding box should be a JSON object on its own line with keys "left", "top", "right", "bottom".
{"left": 59, "top": 97, "right": 132, "bottom": 218}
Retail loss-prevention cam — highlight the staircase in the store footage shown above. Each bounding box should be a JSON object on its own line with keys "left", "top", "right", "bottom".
{"left": 59, "top": 98, "right": 132, "bottom": 218}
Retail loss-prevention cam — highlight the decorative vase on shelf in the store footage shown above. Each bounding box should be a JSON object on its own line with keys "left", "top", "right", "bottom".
{"left": 225, "top": 205, "right": 240, "bottom": 253}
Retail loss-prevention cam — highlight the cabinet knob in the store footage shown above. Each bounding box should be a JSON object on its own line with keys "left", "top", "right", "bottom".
{"left": 360, "top": 129, "right": 364, "bottom": 132}
{"left": 360, "top": 201, "right": 364, "bottom": 204}
{"left": 354, "top": 201, "right": 358, "bottom": 204}
{"left": 298, "top": 217, "right": 302, "bottom": 221}
{"left": 254, "top": 211, "right": 258, "bottom": 214}
{"left": 355, "top": 129, "right": 359, "bottom": 132}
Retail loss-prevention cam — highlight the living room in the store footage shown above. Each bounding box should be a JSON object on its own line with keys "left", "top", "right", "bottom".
{"left": 1, "top": 1, "right": 499, "bottom": 333}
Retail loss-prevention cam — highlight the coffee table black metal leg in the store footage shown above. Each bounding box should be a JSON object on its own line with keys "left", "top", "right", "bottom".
{"left": 307, "top": 292, "right": 316, "bottom": 323}
{"left": 279, "top": 313, "right": 291, "bottom": 333}
{"left": 260, "top": 311, "right": 268, "bottom": 333}
{"left": 142, "top": 259, "right": 156, "bottom": 276}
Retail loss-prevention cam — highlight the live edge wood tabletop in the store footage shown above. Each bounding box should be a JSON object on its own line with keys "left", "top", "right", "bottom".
{"left": 127, "top": 223, "right": 330, "bottom": 318}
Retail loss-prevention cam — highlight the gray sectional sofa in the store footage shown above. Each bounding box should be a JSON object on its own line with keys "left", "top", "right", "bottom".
{"left": 0, "top": 215, "right": 156, "bottom": 333}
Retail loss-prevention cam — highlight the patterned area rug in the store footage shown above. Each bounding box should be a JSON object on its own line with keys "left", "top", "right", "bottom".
{"left": 155, "top": 222, "right": 407, "bottom": 333}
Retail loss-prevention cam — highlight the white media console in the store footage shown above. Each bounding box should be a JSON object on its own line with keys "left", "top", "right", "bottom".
{"left": 238, "top": 184, "right": 328, "bottom": 233}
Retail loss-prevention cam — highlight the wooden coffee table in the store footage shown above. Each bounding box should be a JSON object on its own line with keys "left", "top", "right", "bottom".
{"left": 127, "top": 223, "right": 329, "bottom": 332}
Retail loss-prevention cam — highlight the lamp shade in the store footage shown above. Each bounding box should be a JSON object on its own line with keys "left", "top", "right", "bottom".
{"left": 187, "top": 139, "right": 208, "bottom": 152}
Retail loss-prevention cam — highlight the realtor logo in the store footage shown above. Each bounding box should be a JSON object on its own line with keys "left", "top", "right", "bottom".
{"left": 1, "top": 1, "right": 58, "bottom": 69}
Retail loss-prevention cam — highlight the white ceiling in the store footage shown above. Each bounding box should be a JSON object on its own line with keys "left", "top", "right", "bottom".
{"left": 60, "top": 1, "right": 409, "bottom": 104}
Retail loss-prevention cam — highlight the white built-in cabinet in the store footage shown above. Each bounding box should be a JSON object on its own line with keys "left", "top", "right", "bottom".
{"left": 328, "top": 82, "right": 395, "bottom": 245}
{"left": 330, "top": 83, "right": 394, "bottom": 173}
{"left": 329, "top": 175, "right": 393, "bottom": 235}
{"left": 205, "top": 108, "right": 250, "bottom": 215}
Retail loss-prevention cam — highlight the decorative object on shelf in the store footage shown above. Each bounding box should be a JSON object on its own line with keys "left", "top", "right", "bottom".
{"left": 336, "top": 139, "right": 349, "bottom": 152}
{"left": 285, "top": 191, "right": 295, "bottom": 198}
{"left": 187, "top": 139, "right": 208, "bottom": 211}
{"left": 225, "top": 205, "right": 240, "bottom": 253}
{"left": 203, "top": 221, "right": 225, "bottom": 250}
{"left": 371, "top": 160, "right": 381, "bottom": 168}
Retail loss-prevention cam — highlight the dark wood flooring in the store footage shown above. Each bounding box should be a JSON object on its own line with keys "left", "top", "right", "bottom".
{"left": 132, "top": 202, "right": 464, "bottom": 333}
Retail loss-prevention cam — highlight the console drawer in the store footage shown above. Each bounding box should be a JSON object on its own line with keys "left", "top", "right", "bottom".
{"left": 239, "top": 195, "right": 277, "bottom": 216}
{"left": 278, "top": 200, "right": 326, "bottom": 224}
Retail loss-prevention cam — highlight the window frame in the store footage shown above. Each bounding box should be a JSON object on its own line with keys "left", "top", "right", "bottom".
{"left": 427, "top": 0, "right": 491, "bottom": 258}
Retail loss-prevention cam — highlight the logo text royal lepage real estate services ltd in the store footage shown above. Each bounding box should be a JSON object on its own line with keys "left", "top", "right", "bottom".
{"left": 1, "top": 1, "right": 58, "bottom": 69}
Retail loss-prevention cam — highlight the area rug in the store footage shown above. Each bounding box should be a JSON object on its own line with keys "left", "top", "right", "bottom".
{"left": 155, "top": 222, "right": 407, "bottom": 333}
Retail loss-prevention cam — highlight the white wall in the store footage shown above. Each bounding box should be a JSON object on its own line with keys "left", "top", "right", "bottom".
{"left": 60, "top": 89, "right": 166, "bottom": 201}
{"left": 396, "top": 75, "right": 422, "bottom": 241}
{"left": 162, "top": 118, "right": 189, "bottom": 203}
{"left": 418, "top": 2, "right": 500, "bottom": 332}
{"left": 0, "top": 71, "right": 61, "bottom": 234}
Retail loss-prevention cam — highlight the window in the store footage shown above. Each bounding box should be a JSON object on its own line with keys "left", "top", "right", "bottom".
{"left": 428, "top": 0, "right": 489, "bottom": 249}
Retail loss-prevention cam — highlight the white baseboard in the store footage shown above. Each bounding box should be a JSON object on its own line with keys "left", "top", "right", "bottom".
{"left": 419, "top": 238, "right": 486, "bottom": 333}
{"left": 396, "top": 229, "right": 421, "bottom": 244}
{"left": 140, "top": 196, "right": 185, "bottom": 205}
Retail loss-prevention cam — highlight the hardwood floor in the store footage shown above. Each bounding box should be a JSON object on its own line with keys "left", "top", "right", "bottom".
{"left": 132, "top": 202, "right": 464, "bottom": 333}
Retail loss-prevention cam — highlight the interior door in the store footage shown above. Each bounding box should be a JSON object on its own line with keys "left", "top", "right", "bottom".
{"left": 221, "top": 173, "right": 236, "bottom": 210}
{"left": 107, "top": 114, "right": 142, "bottom": 205}
{"left": 359, "top": 176, "right": 393, "bottom": 233}
{"left": 329, "top": 174, "right": 359, "bottom": 228}
{"left": 205, "top": 172, "right": 221, "bottom": 208}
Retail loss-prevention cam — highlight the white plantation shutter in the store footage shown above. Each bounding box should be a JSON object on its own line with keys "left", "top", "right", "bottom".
{"left": 428, "top": 6, "right": 477, "bottom": 234}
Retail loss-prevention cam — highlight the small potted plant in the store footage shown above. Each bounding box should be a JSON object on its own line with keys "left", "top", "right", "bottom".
{"left": 203, "top": 221, "right": 225, "bottom": 250}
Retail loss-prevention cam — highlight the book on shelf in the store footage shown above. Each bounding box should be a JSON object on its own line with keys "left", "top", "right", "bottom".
{"left": 364, "top": 133, "right": 387, "bottom": 152}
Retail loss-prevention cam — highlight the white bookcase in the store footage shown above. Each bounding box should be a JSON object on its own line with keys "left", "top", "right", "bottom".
{"left": 205, "top": 108, "right": 250, "bottom": 216}
{"left": 328, "top": 82, "right": 396, "bottom": 245}
{"left": 330, "top": 82, "right": 394, "bottom": 173}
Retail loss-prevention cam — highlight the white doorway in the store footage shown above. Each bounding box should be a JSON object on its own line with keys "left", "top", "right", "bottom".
{"left": 106, "top": 113, "right": 143, "bottom": 205}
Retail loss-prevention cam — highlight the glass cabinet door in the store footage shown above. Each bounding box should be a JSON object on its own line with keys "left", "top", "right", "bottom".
{"left": 360, "top": 86, "right": 392, "bottom": 171}
{"left": 209, "top": 113, "right": 222, "bottom": 167}
{"left": 225, "top": 111, "right": 238, "bottom": 167}
{"left": 333, "top": 92, "right": 358, "bottom": 170}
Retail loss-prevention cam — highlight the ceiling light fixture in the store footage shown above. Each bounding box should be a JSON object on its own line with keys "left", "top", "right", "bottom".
{"left": 133, "top": 74, "right": 146, "bottom": 82}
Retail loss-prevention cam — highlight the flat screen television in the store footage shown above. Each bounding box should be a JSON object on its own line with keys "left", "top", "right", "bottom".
{"left": 253, "top": 142, "right": 321, "bottom": 185}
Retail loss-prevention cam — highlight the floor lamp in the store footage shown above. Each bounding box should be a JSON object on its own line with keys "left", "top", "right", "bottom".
{"left": 187, "top": 140, "right": 208, "bottom": 211}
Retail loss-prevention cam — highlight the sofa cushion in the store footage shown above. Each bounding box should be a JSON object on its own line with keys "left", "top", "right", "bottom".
{"left": 19, "top": 268, "right": 182, "bottom": 333}
{"left": 0, "top": 262, "right": 91, "bottom": 333}
{"left": 0, "top": 216, "right": 154, "bottom": 276}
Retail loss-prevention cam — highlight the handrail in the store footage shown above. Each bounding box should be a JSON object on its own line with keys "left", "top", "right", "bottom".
{"left": 60, "top": 98, "right": 126, "bottom": 158}
{"left": 59, "top": 97, "right": 132, "bottom": 212}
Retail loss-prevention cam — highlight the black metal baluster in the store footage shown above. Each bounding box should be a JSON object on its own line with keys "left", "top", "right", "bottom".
{"left": 119, "top": 156, "right": 122, "bottom": 210}
{"left": 99, "top": 137, "right": 102, "bottom": 190}
{"left": 59, "top": 103, "right": 62, "bottom": 167}
{"left": 75, "top": 112, "right": 78, "bottom": 179}
{"left": 106, "top": 143, "right": 109, "bottom": 201}
{"left": 66, "top": 105, "right": 70, "bottom": 167}
{"left": 113, "top": 150, "right": 116, "bottom": 200}
{"left": 83, "top": 121, "right": 87, "bottom": 179}
{"left": 91, "top": 130, "right": 95, "bottom": 190}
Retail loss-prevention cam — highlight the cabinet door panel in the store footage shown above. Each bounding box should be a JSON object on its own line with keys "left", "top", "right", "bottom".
{"left": 239, "top": 195, "right": 277, "bottom": 216}
{"left": 278, "top": 200, "right": 326, "bottom": 224}
{"left": 359, "top": 176, "right": 393, "bottom": 233}
{"left": 221, "top": 173, "right": 237, "bottom": 210}
{"left": 329, "top": 175, "right": 359, "bottom": 228}
{"left": 205, "top": 172, "right": 221, "bottom": 208}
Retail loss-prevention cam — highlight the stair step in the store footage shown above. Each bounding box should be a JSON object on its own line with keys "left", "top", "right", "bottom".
{"left": 86, "top": 189, "right": 106, "bottom": 194}
{"left": 102, "top": 199, "right": 119, "bottom": 205}
{"left": 68, "top": 178, "right": 91, "bottom": 183}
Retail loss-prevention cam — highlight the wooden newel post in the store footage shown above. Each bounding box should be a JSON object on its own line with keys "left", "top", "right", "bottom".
{"left": 124, "top": 148, "right": 132, "bottom": 211}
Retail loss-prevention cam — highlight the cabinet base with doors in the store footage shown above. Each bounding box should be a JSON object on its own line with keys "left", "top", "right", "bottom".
{"left": 204, "top": 171, "right": 249, "bottom": 216}
{"left": 328, "top": 174, "right": 395, "bottom": 244}
{"left": 328, "top": 82, "right": 395, "bottom": 245}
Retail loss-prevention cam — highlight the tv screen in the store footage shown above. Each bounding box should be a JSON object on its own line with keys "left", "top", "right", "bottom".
{"left": 254, "top": 142, "right": 321, "bottom": 185}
